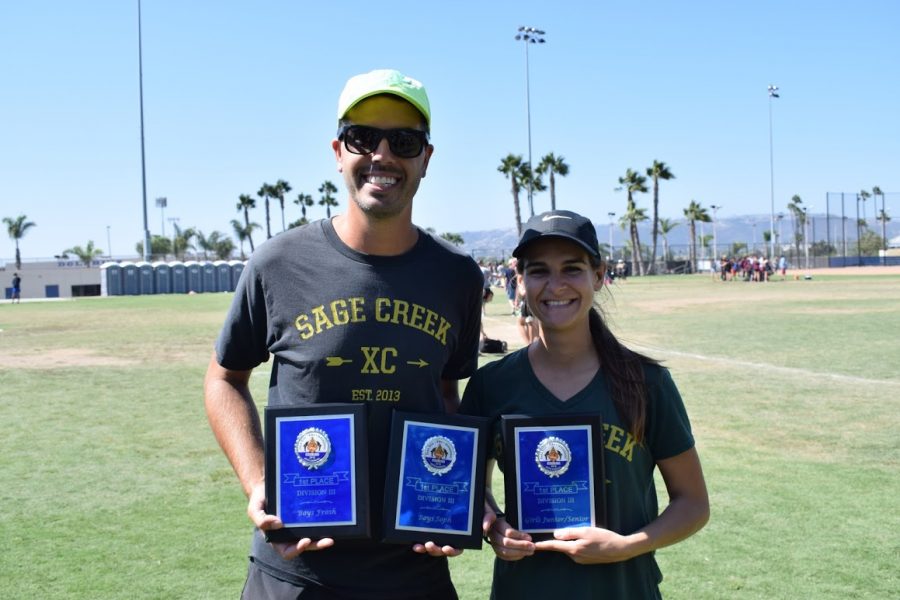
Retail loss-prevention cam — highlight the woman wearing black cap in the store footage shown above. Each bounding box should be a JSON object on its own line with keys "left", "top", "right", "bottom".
{"left": 459, "top": 210, "right": 709, "bottom": 599}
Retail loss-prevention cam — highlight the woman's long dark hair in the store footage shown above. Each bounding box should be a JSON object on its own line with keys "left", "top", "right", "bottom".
{"left": 589, "top": 256, "right": 657, "bottom": 443}
{"left": 588, "top": 304, "right": 656, "bottom": 444}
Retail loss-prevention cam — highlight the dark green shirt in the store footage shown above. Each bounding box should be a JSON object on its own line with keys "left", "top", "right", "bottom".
{"left": 459, "top": 349, "right": 695, "bottom": 600}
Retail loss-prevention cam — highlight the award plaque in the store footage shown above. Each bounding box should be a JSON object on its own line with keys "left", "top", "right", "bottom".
{"left": 501, "top": 414, "right": 606, "bottom": 540}
{"left": 382, "top": 411, "right": 489, "bottom": 549}
{"left": 264, "top": 403, "right": 369, "bottom": 542}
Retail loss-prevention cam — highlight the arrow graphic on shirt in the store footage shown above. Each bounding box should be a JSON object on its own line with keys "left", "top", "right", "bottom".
{"left": 325, "top": 356, "right": 353, "bottom": 367}
{"left": 406, "top": 358, "right": 429, "bottom": 368}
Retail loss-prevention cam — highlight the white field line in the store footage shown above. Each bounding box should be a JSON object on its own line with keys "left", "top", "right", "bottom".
{"left": 630, "top": 343, "right": 900, "bottom": 388}
{"left": 252, "top": 324, "right": 900, "bottom": 388}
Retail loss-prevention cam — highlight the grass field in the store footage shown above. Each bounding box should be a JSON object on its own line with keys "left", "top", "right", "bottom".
{"left": 1, "top": 273, "right": 898, "bottom": 599}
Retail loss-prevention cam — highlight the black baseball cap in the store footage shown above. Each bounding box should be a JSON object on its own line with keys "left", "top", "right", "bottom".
{"left": 513, "top": 210, "right": 601, "bottom": 260}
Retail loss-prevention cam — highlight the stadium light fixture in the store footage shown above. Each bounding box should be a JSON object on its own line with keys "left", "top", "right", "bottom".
{"left": 515, "top": 26, "right": 546, "bottom": 218}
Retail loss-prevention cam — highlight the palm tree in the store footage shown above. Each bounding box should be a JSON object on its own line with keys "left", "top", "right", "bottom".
{"left": 135, "top": 235, "right": 171, "bottom": 261}
{"left": 194, "top": 230, "right": 216, "bottom": 260}
{"left": 699, "top": 234, "right": 713, "bottom": 259}
{"left": 211, "top": 234, "right": 235, "bottom": 260}
{"left": 522, "top": 165, "right": 546, "bottom": 212}
{"left": 618, "top": 206, "right": 649, "bottom": 276}
{"left": 658, "top": 217, "right": 678, "bottom": 264}
{"left": 318, "top": 181, "right": 339, "bottom": 218}
{"left": 536, "top": 153, "right": 570, "bottom": 211}
{"left": 231, "top": 219, "right": 258, "bottom": 260}
{"left": 858, "top": 189, "right": 871, "bottom": 226}
{"left": 617, "top": 168, "right": 649, "bottom": 276}
{"left": 872, "top": 186, "right": 886, "bottom": 254}
{"left": 498, "top": 154, "right": 528, "bottom": 237}
{"left": 172, "top": 224, "right": 196, "bottom": 261}
{"left": 730, "top": 242, "right": 748, "bottom": 257}
{"left": 258, "top": 183, "right": 275, "bottom": 239}
{"left": 645, "top": 160, "right": 675, "bottom": 275}
{"left": 683, "top": 200, "right": 711, "bottom": 273}
{"left": 3, "top": 214, "right": 36, "bottom": 270}
{"left": 273, "top": 179, "right": 292, "bottom": 232}
{"left": 440, "top": 232, "right": 465, "bottom": 246}
{"left": 236, "top": 194, "right": 257, "bottom": 252}
{"left": 787, "top": 194, "right": 804, "bottom": 262}
{"left": 294, "top": 192, "right": 315, "bottom": 223}
{"left": 65, "top": 241, "right": 103, "bottom": 267}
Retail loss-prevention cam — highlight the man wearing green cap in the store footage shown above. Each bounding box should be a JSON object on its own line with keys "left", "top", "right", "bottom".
{"left": 205, "top": 69, "right": 483, "bottom": 599}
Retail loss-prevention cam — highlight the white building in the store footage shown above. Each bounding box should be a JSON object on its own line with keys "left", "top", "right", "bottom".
{"left": 2, "top": 259, "right": 103, "bottom": 299}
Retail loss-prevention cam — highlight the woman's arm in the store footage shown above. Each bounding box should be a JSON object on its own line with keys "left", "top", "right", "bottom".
{"left": 534, "top": 447, "right": 709, "bottom": 564}
{"left": 482, "top": 458, "right": 536, "bottom": 561}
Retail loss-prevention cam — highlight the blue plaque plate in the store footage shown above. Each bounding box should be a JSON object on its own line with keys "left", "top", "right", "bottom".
{"left": 383, "top": 411, "right": 488, "bottom": 549}
{"left": 502, "top": 415, "right": 606, "bottom": 540}
{"left": 265, "top": 404, "right": 369, "bottom": 541}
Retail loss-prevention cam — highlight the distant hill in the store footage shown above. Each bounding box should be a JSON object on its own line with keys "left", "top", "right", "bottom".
{"left": 459, "top": 214, "right": 900, "bottom": 259}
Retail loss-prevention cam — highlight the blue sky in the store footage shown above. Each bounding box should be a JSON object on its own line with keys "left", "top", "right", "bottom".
{"left": 1, "top": 0, "right": 898, "bottom": 260}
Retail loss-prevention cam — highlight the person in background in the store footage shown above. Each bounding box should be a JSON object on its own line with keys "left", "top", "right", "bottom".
{"left": 10, "top": 272, "right": 21, "bottom": 303}
{"left": 503, "top": 258, "right": 518, "bottom": 314}
{"left": 513, "top": 272, "right": 538, "bottom": 346}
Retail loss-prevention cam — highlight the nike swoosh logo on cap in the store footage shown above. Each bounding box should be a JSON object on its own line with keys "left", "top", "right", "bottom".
{"left": 542, "top": 215, "right": 572, "bottom": 221}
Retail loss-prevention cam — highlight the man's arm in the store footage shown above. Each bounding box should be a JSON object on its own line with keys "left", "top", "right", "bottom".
{"left": 203, "top": 353, "right": 334, "bottom": 558}
{"left": 203, "top": 353, "right": 265, "bottom": 498}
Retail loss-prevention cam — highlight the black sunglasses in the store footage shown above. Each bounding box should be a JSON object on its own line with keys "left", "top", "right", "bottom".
{"left": 337, "top": 124, "right": 429, "bottom": 159}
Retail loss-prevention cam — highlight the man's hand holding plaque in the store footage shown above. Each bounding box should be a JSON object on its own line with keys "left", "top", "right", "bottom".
{"left": 263, "top": 404, "right": 370, "bottom": 543}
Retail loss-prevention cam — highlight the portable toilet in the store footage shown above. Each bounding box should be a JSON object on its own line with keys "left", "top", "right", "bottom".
{"left": 201, "top": 261, "right": 217, "bottom": 293}
{"left": 135, "top": 261, "right": 155, "bottom": 295}
{"left": 153, "top": 261, "right": 172, "bottom": 294}
{"left": 184, "top": 261, "right": 202, "bottom": 293}
{"left": 214, "top": 260, "right": 233, "bottom": 292}
{"left": 228, "top": 260, "right": 245, "bottom": 289}
{"left": 121, "top": 262, "right": 139, "bottom": 295}
{"left": 100, "top": 262, "right": 123, "bottom": 296}
{"left": 169, "top": 261, "right": 187, "bottom": 294}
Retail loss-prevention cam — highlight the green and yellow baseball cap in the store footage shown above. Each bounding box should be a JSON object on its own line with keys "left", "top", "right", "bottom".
{"left": 337, "top": 69, "right": 431, "bottom": 128}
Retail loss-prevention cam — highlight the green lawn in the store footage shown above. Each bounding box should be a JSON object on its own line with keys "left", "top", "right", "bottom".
{"left": 1, "top": 274, "right": 897, "bottom": 598}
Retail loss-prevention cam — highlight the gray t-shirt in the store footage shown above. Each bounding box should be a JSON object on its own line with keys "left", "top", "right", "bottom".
{"left": 215, "top": 218, "right": 483, "bottom": 598}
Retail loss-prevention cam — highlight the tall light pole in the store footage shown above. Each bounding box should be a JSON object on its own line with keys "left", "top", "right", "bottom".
{"left": 138, "top": 0, "right": 151, "bottom": 262}
{"left": 607, "top": 212, "right": 616, "bottom": 258}
{"left": 776, "top": 212, "right": 785, "bottom": 255}
{"left": 156, "top": 196, "right": 167, "bottom": 236}
{"left": 768, "top": 84, "right": 779, "bottom": 260}
{"left": 803, "top": 207, "right": 810, "bottom": 270}
{"left": 873, "top": 186, "right": 885, "bottom": 265}
{"left": 710, "top": 204, "right": 721, "bottom": 261}
{"left": 515, "top": 26, "right": 546, "bottom": 218}
{"left": 168, "top": 217, "right": 180, "bottom": 261}
{"left": 699, "top": 220, "right": 706, "bottom": 260}
{"left": 106, "top": 225, "right": 112, "bottom": 259}
{"left": 856, "top": 193, "right": 862, "bottom": 265}
{"left": 809, "top": 205, "right": 816, "bottom": 266}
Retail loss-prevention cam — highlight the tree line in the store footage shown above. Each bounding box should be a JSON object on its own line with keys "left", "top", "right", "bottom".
{"left": 496, "top": 153, "right": 892, "bottom": 275}
{"left": 3, "top": 175, "right": 891, "bottom": 270}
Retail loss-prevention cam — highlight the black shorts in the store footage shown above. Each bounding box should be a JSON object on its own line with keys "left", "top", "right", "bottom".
{"left": 520, "top": 302, "right": 531, "bottom": 318}
{"left": 241, "top": 561, "right": 458, "bottom": 600}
